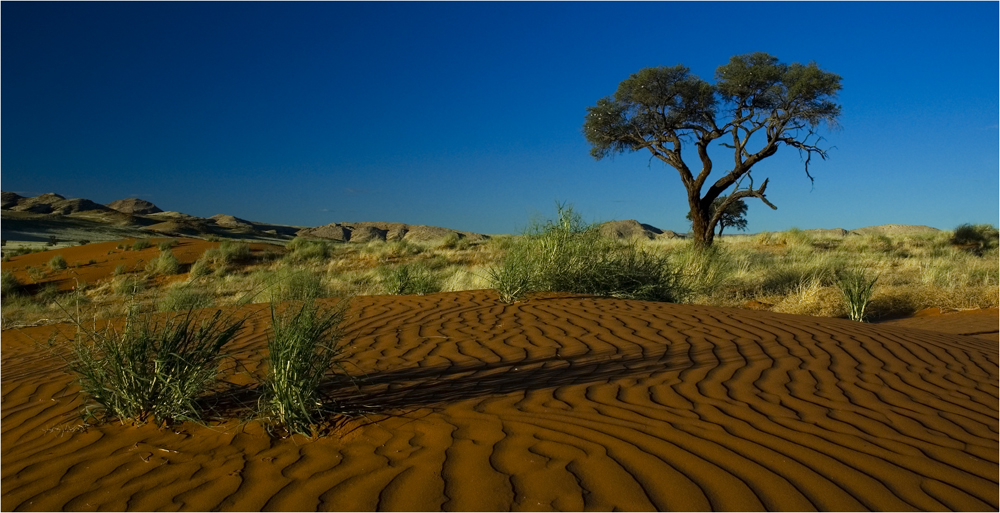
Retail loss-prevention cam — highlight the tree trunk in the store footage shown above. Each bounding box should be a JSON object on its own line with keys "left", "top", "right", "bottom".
{"left": 688, "top": 198, "right": 716, "bottom": 248}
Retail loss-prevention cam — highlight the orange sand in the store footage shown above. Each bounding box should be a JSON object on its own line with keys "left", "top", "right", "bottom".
{"left": 1, "top": 238, "right": 280, "bottom": 292}
{"left": 2, "top": 292, "right": 997, "bottom": 511}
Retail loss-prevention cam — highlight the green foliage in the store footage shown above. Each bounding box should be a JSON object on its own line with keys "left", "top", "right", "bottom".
{"left": 69, "top": 309, "right": 245, "bottom": 425}
{"left": 78, "top": 240, "right": 91, "bottom": 246}
{"left": 836, "top": 268, "right": 879, "bottom": 322}
{"left": 158, "top": 239, "right": 179, "bottom": 251}
{"left": 378, "top": 263, "right": 440, "bottom": 295}
{"left": 951, "top": 223, "right": 998, "bottom": 254}
{"left": 146, "top": 249, "right": 181, "bottom": 276}
{"left": 285, "top": 237, "right": 332, "bottom": 262}
{"left": 114, "top": 276, "right": 146, "bottom": 296}
{"left": 26, "top": 266, "right": 46, "bottom": 282}
{"left": 48, "top": 254, "right": 68, "bottom": 270}
{"left": 584, "top": 52, "right": 841, "bottom": 246}
{"left": 219, "top": 241, "right": 252, "bottom": 262}
{"left": 259, "top": 299, "right": 351, "bottom": 436}
{"left": 490, "top": 204, "right": 683, "bottom": 302}
{"left": 188, "top": 258, "right": 211, "bottom": 279}
{"left": 131, "top": 239, "right": 152, "bottom": 251}
{"left": 159, "top": 285, "right": 213, "bottom": 312}
{"left": 113, "top": 264, "right": 127, "bottom": 276}
{"left": 267, "top": 268, "right": 327, "bottom": 303}
{"left": 1, "top": 271, "right": 23, "bottom": 297}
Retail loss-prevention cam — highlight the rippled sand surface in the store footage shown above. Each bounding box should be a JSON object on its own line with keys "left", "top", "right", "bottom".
{"left": 3, "top": 292, "right": 997, "bottom": 510}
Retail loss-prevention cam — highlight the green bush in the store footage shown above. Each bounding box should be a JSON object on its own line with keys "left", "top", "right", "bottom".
{"left": 259, "top": 299, "right": 351, "bottom": 436}
{"left": 285, "top": 237, "right": 331, "bottom": 262}
{"left": 48, "top": 254, "right": 68, "bottom": 270}
{"left": 267, "top": 268, "right": 327, "bottom": 302}
{"left": 951, "top": 223, "right": 998, "bottom": 254}
{"left": 159, "top": 285, "right": 213, "bottom": 312}
{"left": 188, "top": 258, "right": 211, "bottom": 279}
{"left": 837, "top": 268, "right": 879, "bottom": 322}
{"left": 132, "top": 239, "right": 153, "bottom": 251}
{"left": 1, "top": 271, "right": 23, "bottom": 297}
{"left": 69, "top": 309, "right": 245, "bottom": 425}
{"left": 113, "top": 264, "right": 127, "bottom": 276}
{"left": 158, "top": 239, "right": 179, "bottom": 251}
{"left": 219, "top": 241, "right": 252, "bottom": 262}
{"left": 114, "top": 276, "right": 146, "bottom": 296}
{"left": 378, "top": 263, "right": 440, "bottom": 295}
{"left": 490, "top": 204, "right": 682, "bottom": 302}
{"left": 146, "top": 249, "right": 181, "bottom": 276}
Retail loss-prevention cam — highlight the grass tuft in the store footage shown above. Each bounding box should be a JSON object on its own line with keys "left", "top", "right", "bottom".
{"left": 49, "top": 254, "right": 68, "bottom": 270}
{"left": 836, "top": 267, "right": 879, "bottom": 322}
{"left": 69, "top": 309, "right": 245, "bottom": 425}
{"left": 259, "top": 299, "right": 351, "bottom": 437}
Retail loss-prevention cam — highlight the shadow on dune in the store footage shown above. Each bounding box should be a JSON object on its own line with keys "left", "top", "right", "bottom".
{"left": 331, "top": 344, "right": 698, "bottom": 412}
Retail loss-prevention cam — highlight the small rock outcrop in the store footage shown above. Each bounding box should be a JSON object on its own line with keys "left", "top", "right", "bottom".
{"left": 1, "top": 191, "right": 24, "bottom": 209}
{"left": 297, "top": 222, "right": 487, "bottom": 243}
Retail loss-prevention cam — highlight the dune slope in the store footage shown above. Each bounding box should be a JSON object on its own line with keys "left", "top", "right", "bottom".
{"left": 2, "top": 292, "right": 997, "bottom": 511}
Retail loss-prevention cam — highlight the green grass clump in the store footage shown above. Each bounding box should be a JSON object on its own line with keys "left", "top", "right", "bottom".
{"left": 158, "top": 239, "right": 179, "bottom": 251}
{"left": 378, "top": 263, "right": 440, "bottom": 295}
{"left": 951, "top": 223, "right": 998, "bottom": 254}
{"left": 146, "top": 249, "right": 181, "bottom": 276}
{"left": 1, "top": 271, "right": 23, "bottom": 297}
{"left": 285, "top": 238, "right": 332, "bottom": 262}
{"left": 266, "top": 267, "right": 328, "bottom": 302}
{"left": 259, "top": 299, "right": 351, "bottom": 436}
{"left": 490, "top": 204, "right": 682, "bottom": 303}
{"left": 132, "top": 239, "right": 153, "bottom": 251}
{"left": 159, "top": 284, "right": 213, "bottom": 312}
{"left": 219, "top": 241, "right": 252, "bottom": 262}
{"left": 836, "top": 268, "right": 879, "bottom": 322}
{"left": 48, "top": 254, "right": 68, "bottom": 270}
{"left": 69, "top": 309, "right": 245, "bottom": 425}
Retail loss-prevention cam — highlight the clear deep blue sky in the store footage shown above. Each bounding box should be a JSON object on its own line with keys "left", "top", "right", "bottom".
{"left": 3, "top": 1, "right": 997, "bottom": 235}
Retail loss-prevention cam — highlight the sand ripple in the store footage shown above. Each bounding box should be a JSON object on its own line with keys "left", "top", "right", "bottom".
{"left": 3, "top": 291, "right": 997, "bottom": 510}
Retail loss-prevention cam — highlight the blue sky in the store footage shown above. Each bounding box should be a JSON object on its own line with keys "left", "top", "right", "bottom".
{"left": 2, "top": 2, "right": 997, "bottom": 235}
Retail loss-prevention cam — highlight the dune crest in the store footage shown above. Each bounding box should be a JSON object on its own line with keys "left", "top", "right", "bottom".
{"left": 2, "top": 292, "right": 997, "bottom": 510}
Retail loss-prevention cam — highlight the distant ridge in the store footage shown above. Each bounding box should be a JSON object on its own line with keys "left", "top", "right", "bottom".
{"left": 105, "top": 198, "right": 163, "bottom": 215}
{"left": 297, "top": 222, "right": 488, "bottom": 243}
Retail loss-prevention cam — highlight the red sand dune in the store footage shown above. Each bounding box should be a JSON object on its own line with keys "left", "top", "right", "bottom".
{"left": 1, "top": 238, "right": 280, "bottom": 292}
{"left": 2, "top": 292, "right": 997, "bottom": 511}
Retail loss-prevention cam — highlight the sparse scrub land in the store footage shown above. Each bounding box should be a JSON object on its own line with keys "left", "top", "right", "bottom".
{"left": 1, "top": 221, "right": 996, "bottom": 330}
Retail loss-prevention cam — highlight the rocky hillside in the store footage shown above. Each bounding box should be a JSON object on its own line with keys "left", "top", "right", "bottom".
{"left": 297, "top": 221, "right": 488, "bottom": 243}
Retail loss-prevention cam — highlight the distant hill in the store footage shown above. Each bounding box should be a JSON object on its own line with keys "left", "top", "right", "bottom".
{"left": 106, "top": 198, "right": 163, "bottom": 215}
{"left": 297, "top": 221, "right": 488, "bottom": 243}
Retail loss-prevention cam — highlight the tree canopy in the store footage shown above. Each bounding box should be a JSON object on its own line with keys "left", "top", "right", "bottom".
{"left": 584, "top": 52, "right": 841, "bottom": 247}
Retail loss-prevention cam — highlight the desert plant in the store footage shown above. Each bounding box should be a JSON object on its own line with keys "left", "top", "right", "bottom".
{"left": 146, "top": 249, "right": 181, "bottom": 276}
{"left": 188, "top": 258, "right": 211, "bottom": 279}
{"left": 836, "top": 267, "right": 879, "bottom": 322}
{"left": 378, "top": 263, "right": 440, "bottom": 295}
{"left": 159, "top": 285, "right": 213, "bottom": 312}
{"left": 26, "top": 266, "right": 46, "bottom": 282}
{"left": 267, "top": 268, "right": 327, "bottom": 302}
{"left": 78, "top": 240, "right": 91, "bottom": 246}
{"left": 259, "top": 299, "right": 351, "bottom": 436}
{"left": 951, "top": 223, "right": 998, "bottom": 254}
{"left": 48, "top": 254, "right": 68, "bottom": 270}
{"left": 487, "top": 257, "right": 531, "bottom": 303}
{"left": 158, "top": 239, "right": 179, "bottom": 251}
{"left": 114, "top": 276, "right": 146, "bottom": 296}
{"left": 48, "top": 236, "right": 59, "bottom": 246}
{"left": 285, "top": 238, "right": 331, "bottom": 262}
{"left": 131, "top": 239, "right": 152, "bottom": 251}
{"left": 69, "top": 309, "right": 245, "bottom": 425}
{"left": 1, "top": 271, "right": 23, "bottom": 297}
{"left": 219, "top": 241, "right": 252, "bottom": 262}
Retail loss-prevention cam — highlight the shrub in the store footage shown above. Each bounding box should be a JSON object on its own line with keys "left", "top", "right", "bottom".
{"left": 188, "top": 258, "right": 211, "bottom": 279}
{"left": 48, "top": 236, "right": 58, "bottom": 246}
{"left": 487, "top": 258, "right": 531, "bottom": 303}
{"left": 26, "top": 266, "right": 46, "bottom": 282}
{"left": 88, "top": 259, "right": 97, "bottom": 265}
{"left": 158, "top": 239, "right": 179, "bottom": 251}
{"left": 48, "top": 254, "right": 68, "bottom": 270}
{"left": 159, "top": 285, "right": 213, "bottom": 312}
{"left": 837, "top": 267, "right": 879, "bottom": 322}
{"left": 267, "top": 268, "right": 327, "bottom": 302}
{"left": 378, "top": 263, "right": 440, "bottom": 295}
{"left": 132, "top": 239, "right": 152, "bottom": 251}
{"left": 951, "top": 223, "right": 998, "bottom": 254}
{"left": 146, "top": 249, "right": 181, "bottom": 276}
{"left": 491, "top": 204, "right": 683, "bottom": 302}
{"left": 259, "top": 299, "right": 351, "bottom": 436}
{"left": 285, "top": 238, "right": 331, "bottom": 262}
{"left": 1, "top": 271, "right": 23, "bottom": 297}
{"left": 69, "top": 309, "right": 245, "bottom": 425}
{"left": 113, "top": 264, "right": 127, "bottom": 276}
{"left": 114, "top": 276, "right": 146, "bottom": 296}
{"left": 219, "top": 241, "right": 252, "bottom": 262}
{"left": 78, "top": 240, "right": 91, "bottom": 246}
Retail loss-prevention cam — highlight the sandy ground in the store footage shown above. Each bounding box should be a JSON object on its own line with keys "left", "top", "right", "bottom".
{"left": 1, "top": 291, "right": 996, "bottom": 511}
{"left": 1, "top": 238, "right": 278, "bottom": 293}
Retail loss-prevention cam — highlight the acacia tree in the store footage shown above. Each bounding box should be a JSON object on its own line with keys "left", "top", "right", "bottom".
{"left": 584, "top": 52, "right": 841, "bottom": 247}
{"left": 685, "top": 196, "right": 747, "bottom": 236}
